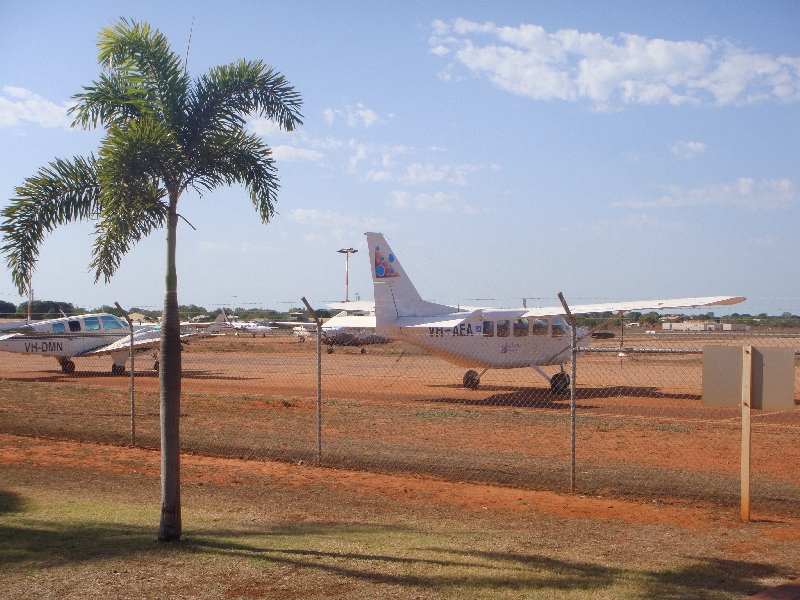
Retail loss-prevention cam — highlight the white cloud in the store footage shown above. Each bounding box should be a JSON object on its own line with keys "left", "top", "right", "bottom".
{"left": 287, "top": 209, "right": 397, "bottom": 232}
{"left": 430, "top": 20, "right": 800, "bottom": 108}
{"left": 389, "top": 190, "right": 472, "bottom": 212}
{"left": 586, "top": 213, "right": 683, "bottom": 235}
{"left": 271, "top": 145, "right": 324, "bottom": 162}
{"left": 323, "top": 103, "right": 384, "bottom": 127}
{"left": 197, "top": 241, "right": 275, "bottom": 254}
{"left": 613, "top": 177, "right": 796, "bottom": 209}
{"left": 747, "top": 235, "right": 781, "bottom": 247}
{"left": 670, "top": 140, "right": 707, "bottom": 158}
{"left": 403, "top": 163, "right": 448, "bottom": 184}
{"left": 249, "top": 117, "right": 295, "bottom": 138}
{"left": 0, "top": 86, "right": 70, "bottom": 128}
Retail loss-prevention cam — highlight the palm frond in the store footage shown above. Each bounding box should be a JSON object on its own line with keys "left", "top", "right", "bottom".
{"left": 190, "top": 129, "right": 279, "bottom": 222}
{"left": 98, "top": 115, "right": 185, "bottom": 194}
{"left": 0, "top": 156, "right": 100, "bottom": 294}
{"left": 86, "top": 18, "right": 189, "bottom": 131}
{"left": 70, "top": 71, "right": 151, "bottom": 129}
{"left": 186, "top": 59, "right": 303, "bottom": 152}
{"left": 91, "top": 184, "right": 167, "bottom": 282}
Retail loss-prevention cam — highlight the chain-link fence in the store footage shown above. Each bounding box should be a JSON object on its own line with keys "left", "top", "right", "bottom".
{"left": 1, "top": 322, "right": 798, "bottom": 516}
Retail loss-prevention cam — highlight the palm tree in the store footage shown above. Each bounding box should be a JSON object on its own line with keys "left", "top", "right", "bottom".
{"left": 1, "top": 19, "right": 303, "bottom": 541}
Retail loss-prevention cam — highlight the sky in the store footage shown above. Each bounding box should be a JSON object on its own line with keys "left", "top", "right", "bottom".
{"left": 1, "top": 1, "right": 798, "bottom": 315}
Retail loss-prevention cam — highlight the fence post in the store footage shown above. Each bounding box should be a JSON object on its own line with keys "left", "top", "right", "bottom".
{"left": 114, "top": 302, "right": 135, "bottom": 447}
{"left": 741, "top": 345, "right": 752, "bottom": 522}
{"left": 301, "top": 297, "right": 322, "bottom": 465}
{"left": 557, "top": 292, "right": 577, "bottom": 493}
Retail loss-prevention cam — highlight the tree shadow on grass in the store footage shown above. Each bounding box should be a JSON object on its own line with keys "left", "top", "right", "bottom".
{"left": 0, "top": 516, "right": 788, "bottom": 597}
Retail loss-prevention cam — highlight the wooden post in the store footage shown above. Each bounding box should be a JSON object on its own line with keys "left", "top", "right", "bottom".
{"left": 741, "top": 345, "right": 752, "bottom": 522}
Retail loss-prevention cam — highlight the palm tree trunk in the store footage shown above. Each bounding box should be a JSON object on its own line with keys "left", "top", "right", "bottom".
{"left": 158, "top": 192, "right": 182, "bottom": 541}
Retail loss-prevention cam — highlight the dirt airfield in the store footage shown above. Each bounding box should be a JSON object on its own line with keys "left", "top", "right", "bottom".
{"left": 1, "top": 331, "right": 800, "bottom": 597}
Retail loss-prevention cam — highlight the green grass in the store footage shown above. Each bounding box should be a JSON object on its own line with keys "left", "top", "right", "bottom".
{"left": 0, "top": 479, "right": 789, "bottom": 599}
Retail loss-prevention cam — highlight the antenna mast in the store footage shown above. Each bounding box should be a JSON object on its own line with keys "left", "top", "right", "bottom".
{"left": 184, "top": 16, "right": 195, "bottom": 72}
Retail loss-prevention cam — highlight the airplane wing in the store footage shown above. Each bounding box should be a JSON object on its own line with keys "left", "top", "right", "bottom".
{"left": 322, "top": 313, "right": 377, "bottom": 329}
{"left": 521, "top": 296, "right": 745, "bottom": 318}
{"left": 79, "top": 327, "right": 198, "bottom": 356}
{"left": 326, "top": 301, "right": 376, "bottom": 312}
{"left": 275, "top": 321, "right": 317, "bottom": 330}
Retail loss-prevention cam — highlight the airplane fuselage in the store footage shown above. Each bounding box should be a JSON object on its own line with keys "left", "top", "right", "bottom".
{"left": 380, "top": 311, "right": 589, "bottom": 368}
{"left": 0, "top": 314, "right": 134, "bottom": 358}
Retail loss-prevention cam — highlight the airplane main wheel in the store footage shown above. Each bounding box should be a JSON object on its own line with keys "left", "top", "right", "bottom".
{"left": 111, "top": 364, "right": 125, "bottom": 376}
{"left": 153, "top": 361, "right": 159, "bottom": 372}
{"left": 61, "top": 359, "right": 76, "bottom": 374}
{"left": 463, "top": 370, "right": 480, "bottom": 390}
{"left": 298, "top": 336, "right": 305, "bottom": 343}
{"left": 550, "top": 372, "right": 570, "bottom": 394}
{"left": 360, "top": 348, "right": 367, "bottom": 354}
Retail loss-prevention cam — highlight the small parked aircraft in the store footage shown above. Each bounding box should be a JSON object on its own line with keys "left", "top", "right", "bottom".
{"left": 281, "top": 302, "right": 389, "bottom": 353}
{"left": 0, "top": 312, "right": 215, "bottom": 374}
{"left": 365, "top": 232, "right": 745, "bottom": 392}
{"left": 219, "top": 309, "right": 275, "bottom": 337}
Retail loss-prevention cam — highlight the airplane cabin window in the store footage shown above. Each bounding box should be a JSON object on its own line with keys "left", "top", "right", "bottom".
{"left": 513, "top": 318, "right": 529, "bottom": 337}
{"left": 101, "top": 315, "right": 124, "bottom": 330}
{"left": 482, "top": 321, "right": 494, "bottom": 337}
{"left": 84, "top": 316, "right": 100, "bottom": 331}
{"left": 552, "top": 318, "right": 568, "bottom": 337}
{"left": 52, "top": 323, "right": 65, "bottom": 333}
{"left": 68, "top": 320, "right": 81, "bottom": 332}
{"left": 497, "top": 319, "right": 510, "bottom": 337}
{"left": 533, "top": 319, "right": 548, "bottom": 335}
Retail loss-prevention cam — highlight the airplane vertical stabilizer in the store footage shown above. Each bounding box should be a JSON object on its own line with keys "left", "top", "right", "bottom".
{"left": 365, "top": 232, "right": 454, "bottom": 330}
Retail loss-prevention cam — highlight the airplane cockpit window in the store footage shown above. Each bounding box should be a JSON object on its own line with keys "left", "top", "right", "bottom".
{"left": 482, "top": 321, "right": 494, "bottom": 337}
{"left": 551, "top": 317, "right": 568, "bottom": 337}
{"left": 52, "top": 322, "right": 65, "bottom": 334}
{"left": 532, "top": 319, "right": 548, "bottom": 336}
{"left": 513, "top": 319, "right": 529, "bottom": 337}
{"left": 101, "top": 315, "right": 124, "bottom": 330}
{"left": 496, "top": 320, "right": 510, "bottom": 337}
{"left": 68, "top": 320, "right": 81, "bottom": 332}
{"left": 84, "top": 316, "right": 100, "bottom": 331}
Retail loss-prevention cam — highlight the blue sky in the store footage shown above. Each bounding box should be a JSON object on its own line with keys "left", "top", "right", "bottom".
{"left": 1, "top": 1, "right": 798, "bottom": 315}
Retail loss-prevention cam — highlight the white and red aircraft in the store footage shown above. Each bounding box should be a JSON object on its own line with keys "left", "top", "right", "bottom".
{"left": 366, "top": 232, "right": 745, "bottom": 392}
{"left": 0, "top": 312, "right": 213, "bottom": 375}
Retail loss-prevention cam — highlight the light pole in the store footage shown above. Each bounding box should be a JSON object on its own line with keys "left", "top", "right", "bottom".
{"left": 337, "top": 248, "right": 358, "bottom": 302}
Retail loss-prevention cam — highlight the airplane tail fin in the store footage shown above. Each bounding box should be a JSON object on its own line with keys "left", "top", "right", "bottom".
{"left": 214, "top": 311, "right": 228, "bottom": 324}
{"left": 365, "top": 232, "right": 453, "bottom": 328}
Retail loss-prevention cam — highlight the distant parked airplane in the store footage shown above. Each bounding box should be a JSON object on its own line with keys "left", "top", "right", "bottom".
{"left": 219, "top": 309, "right": 275, "bottom": 337}
{"left": 365, "top": 232, "right": 745, "bottom": 392}
{"left": 280, "top": 302, "right": 389, "bottom": 353}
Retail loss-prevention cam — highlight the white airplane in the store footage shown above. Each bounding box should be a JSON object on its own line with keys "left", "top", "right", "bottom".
{"left": 0, "top": 312, "right": 215, "bottom": 375}
{"left": 280, "top": 302, "right": 389, "bottom": 352}
{"left": 219, "top": 309, "right": 275, "bottom": 337}
{"left": 365, "top": 232, "right": 745, "bottom": 392}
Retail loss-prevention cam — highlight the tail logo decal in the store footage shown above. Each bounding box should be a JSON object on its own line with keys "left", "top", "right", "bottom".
{"left": 374, "top": 246, "right": 399, "bottom": 278}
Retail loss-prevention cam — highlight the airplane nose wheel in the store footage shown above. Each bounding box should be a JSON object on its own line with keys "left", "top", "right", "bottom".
{"left": 550, "top": 372, "right": 570, "bottom": 394}
{"left": 360, "top": 348, "right": 366, "bottom": 354}
{"left": 463, "top": 370, "right": 480, "bottom": 390}
{"left": 111, "top": 364, "right": 126, "bottom": 376}
{"left": 60, "top": 359, "right": 76, "bottom": 374}
{"left": 153, "top": 361, "right": 159, "bottom": 372}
